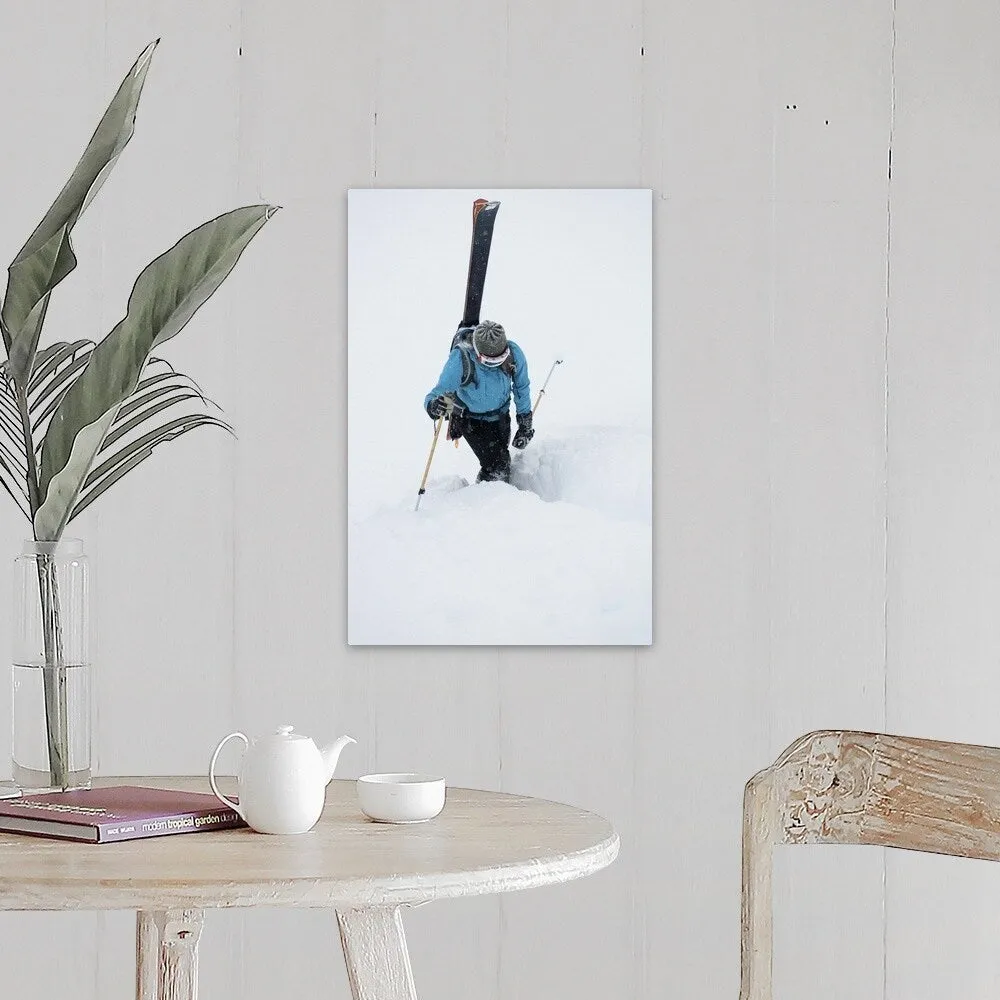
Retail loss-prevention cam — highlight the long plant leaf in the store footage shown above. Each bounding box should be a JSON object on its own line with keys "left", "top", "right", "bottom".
{"left": 30, "top": 352, "right": 95, "bottom": 428}
{"left": 0, "top": 409, "right": 24, "bottom": 454}
{"left": 1, "top": 41, "right": 157, "bottom": 385}
{"left": 0, "top": 396, "right": 27, "bottom": 472}
{"left": 0, "top": 415, "right": 27, "bottom": 477}
{"left": 34, "top": 354, "right": 211, "bottom": 456}
{"left": 28, "top": 339, "right": 94, "bottom": 394}
{"left": 0, "top": 382, "right": 23, "bottom": 445}
{"left": 71, "top": 413, "right": 231, "bottom": 522}
{"left": 0, "top": 380, "right": 26, "bottom": 461}
{"left": 0, "top": 435, "right": 27, "bottom": 479}
{"left": 34, "top": 203, "right": 277, "bottom": 540}
{"left": 104, "top": 388, "right": 206, "bottom": 449}
{"left": 113, "top": 376, "right": 211, "bottom": 424}
{"left": 23, "top": 341, "right": 95, "bottom": 459}
{"left": 0, "top": 381, "right": 31, "bottom": 518}
{"left": 30, "top": 342, "right": 74, "bottom": 378}
{"left": 0, "top": 462, "right": 30, "bottom": 519}
{"left": 136, "top": 357, "right": 208, "bottom": 397}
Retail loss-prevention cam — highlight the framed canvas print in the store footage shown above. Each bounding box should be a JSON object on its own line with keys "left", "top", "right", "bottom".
{"left": 348, "top": 189, "right": 651, "bottom": 645}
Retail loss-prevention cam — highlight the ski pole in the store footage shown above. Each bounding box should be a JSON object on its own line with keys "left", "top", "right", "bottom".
{"left": 532, "top": 358, "right": 563, "bottom": 415}
{"left": 415, "top": 414, "right": 446, "bottom": 512}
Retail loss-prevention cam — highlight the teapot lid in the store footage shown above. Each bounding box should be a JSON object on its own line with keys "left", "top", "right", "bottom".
{"left": 271, "top": 724, "right": 308, "bottom": 741}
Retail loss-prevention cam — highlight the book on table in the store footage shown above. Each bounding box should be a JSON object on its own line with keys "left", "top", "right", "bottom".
{"left": 0, "top": 784, "right": 246, "bottom": 843}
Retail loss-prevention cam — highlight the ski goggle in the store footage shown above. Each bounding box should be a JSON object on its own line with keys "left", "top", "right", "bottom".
{"left": 476, "top": 347, "right": 510, "bottom": 367}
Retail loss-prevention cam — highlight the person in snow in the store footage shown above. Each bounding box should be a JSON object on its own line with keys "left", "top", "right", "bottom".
{"left": 424, "top": 320, "right": 534, "bottom": 483}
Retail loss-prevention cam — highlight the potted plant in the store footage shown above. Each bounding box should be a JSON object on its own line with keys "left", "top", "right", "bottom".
{"left": 2, "top": 39, "right": 276, "bottom": 790}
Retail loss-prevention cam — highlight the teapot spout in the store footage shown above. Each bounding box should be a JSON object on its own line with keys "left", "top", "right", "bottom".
{"left": 320, "top": 734, "right": 357, "bottom": 783}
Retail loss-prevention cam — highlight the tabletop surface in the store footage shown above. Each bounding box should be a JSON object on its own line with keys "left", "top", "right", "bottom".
{"left": 0, "top": 777, "right": 619, "bottom": 911}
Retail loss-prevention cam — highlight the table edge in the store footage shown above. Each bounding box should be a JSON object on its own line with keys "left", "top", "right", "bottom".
{"left": 0, "top": 832, "right": 620, "bottom": 912}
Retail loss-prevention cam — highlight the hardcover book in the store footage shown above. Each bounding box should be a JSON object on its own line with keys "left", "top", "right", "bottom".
{"left": 0, "top": 785, "right": 246, "bottom": 843}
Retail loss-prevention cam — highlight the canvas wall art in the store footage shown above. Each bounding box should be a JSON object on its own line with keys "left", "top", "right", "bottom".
{"left": 348, "top": 189, "right": 651, "bottom": 645}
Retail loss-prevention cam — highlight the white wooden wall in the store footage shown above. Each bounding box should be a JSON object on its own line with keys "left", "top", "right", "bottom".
{"left": 0, "top": 2, "right": 994, "bottom": 999}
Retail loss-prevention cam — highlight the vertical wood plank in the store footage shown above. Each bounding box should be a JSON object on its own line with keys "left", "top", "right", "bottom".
{"left": 0, "top": 0, "right": 106, "bottom": 780}
{"left": 489, "top": 6, "right": 645, "bottom": 997}
{"left": 230, "top": 2, "right": 380, "bottom": 993}
{"left": 93, "top": 8, "right": 244, "bottom": 996}
{"left": 634, "top": 190, "right": 774, "bottom": 1000}
{"left": 90, "top": 0, "right": 243, "bottom": 780}
{"left": 503, "top": 0, "right": 644, "bottom": 186}
{"left": 366, "top": 2, "right": 509, "bottom": 186}
{"left": 232, "top": 0, "right": 496, "bottom": 994}
{"left": 640, "top": 1, "right": 891, "bottom": 998}
{"left": 0, "top": 10, "right": 109, "bottom": 1000}
{"left": 497, "top": 655, "right": 635, "bottom": 1000}
{"left": 234, "top": 4, "right": 507, "bottom": 1000}
{"left": 638, "top": 5, "right": 774, "bottom": 999}
{"left": 0, "top": 912, "right": 103, "bottom": 1000}
{"left": 95, "top": 912, "right": 139, "bottom": 1000}
{"left": 885, "top": 0, "right": 1000, "bottom": 784}
{"left": 232, "top": 0, "right": 375, "bottom": 732}
{"left": 886, "top": 2, "right": 1000, "bottom": 999}
{"left": 755, "top": 1, "right": 891, "bottom": 993}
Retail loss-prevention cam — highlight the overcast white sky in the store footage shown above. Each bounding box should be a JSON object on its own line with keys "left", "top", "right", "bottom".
{"left": 347, "top": 189, "right": 651, "bottom": 514}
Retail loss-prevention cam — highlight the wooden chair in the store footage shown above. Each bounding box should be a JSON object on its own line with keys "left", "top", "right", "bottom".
{"left": 740, "top": 729, "right": 1000, "bottom": 1000}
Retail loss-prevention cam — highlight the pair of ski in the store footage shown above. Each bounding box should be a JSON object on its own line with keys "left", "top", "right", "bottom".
{"left": 448, "top": 197, "right": 500, "bottom": 441}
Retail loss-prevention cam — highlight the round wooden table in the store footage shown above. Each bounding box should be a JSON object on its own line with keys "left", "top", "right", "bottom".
{"left": 0, "top": 777, "right": 619, "bottom": 1000}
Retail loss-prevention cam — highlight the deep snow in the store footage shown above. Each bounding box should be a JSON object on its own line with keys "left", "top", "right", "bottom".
{"left": 348, "top": 425, "right": 652, "bottom": 645}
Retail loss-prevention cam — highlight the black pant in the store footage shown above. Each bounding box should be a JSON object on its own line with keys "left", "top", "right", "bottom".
{"left": 463, "top": 413, "right": 511, "bottom": 483}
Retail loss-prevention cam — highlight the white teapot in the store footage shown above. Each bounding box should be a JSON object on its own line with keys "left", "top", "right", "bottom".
{"left": 209, "top": 725, "right": 356, "bottom": 834}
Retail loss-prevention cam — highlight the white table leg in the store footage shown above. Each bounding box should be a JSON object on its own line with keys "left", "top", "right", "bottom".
{"left": 135, "top": 909, "right": 204, "bottom": 1000}
{"left": 136, "top": 911, "right": 159, "bottom": 1000}
{"left": 337, "top": 906, "right": 419, "bottom": 1000}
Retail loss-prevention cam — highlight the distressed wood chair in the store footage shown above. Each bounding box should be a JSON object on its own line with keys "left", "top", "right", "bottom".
{"left": 740, "top": 729, "right": 1000, "bottom": 1000}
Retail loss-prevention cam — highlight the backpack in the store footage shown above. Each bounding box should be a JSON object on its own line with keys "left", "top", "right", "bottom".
{"left": 450, "top": 326, "right": 516, "bottom": 388}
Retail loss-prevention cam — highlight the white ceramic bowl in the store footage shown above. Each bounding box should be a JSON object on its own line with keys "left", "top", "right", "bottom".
{"left": 357, "top": 773, "right": 446, "bottom": 824}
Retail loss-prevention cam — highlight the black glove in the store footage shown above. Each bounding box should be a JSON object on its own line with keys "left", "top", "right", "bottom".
{"left": 512, "top": 411, "right": 534, "bottom": 449}
{"left": 446, "top": 411, "right": 468, "bottom": 441}
{"left": 426, "top": 396, "right": 448, "bottom": 420}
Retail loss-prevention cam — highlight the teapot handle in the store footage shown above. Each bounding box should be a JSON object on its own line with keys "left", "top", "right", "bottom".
{"left": 209, "top": 732, "right": 249, "bottom": 821}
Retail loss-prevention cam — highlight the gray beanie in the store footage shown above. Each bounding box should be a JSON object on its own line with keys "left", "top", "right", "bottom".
{"left": 473, "top": 320, "right": 508, "bottom": 358}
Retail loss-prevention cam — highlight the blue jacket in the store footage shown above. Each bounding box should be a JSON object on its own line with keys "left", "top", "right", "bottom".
{"left": 424, "top": 340, "right": 531, "bottom": 419}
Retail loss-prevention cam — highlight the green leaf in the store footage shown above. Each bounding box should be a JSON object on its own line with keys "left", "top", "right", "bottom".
{"left": 113, "top": 373, "right": 213, "bottom": 425}
{"left": 0, "top": 397, "right": 28, "bottom": 483}
{"left": 35, "top": 411, "right": 117, "bottom": 538}
{"left": 70, "top": 412, "right": 232, "bottom": 522}
{"left": 34, "top": 202, "right": 277, "bottom": 541}
{"left": 22, "top": 341, "right": 95, "bottom": 459}
{"left": 0, "top": 421, "right": 27, "bottom": 473}
{"left": 30, "top": 351, "right": 94, "bottom": 430}
{"left": 1, "top": 41, "right": 157, "bottom": 385}
{"left": 105, "top": 387, "right": 206, "bottom": 448}
{"left": 28, "top": 339, "right": 94, "bottom": 394}
{"left": 0, "top": 458, "right": 30, "bottom": 520}
{"left": 0, "top": 383, "right": 23, "bottom": 446}
{"left": 136, "top": 356, "right": 208, "bottom": 396}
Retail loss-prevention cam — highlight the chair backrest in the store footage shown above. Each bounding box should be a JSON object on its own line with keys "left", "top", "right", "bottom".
{"left": 740, "top": 729, "right": 1000, "bottom": 1000}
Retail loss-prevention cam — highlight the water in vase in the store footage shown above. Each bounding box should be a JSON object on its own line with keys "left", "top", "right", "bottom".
{"left": 12, "top": 662, "right": 91, "bottom": 791}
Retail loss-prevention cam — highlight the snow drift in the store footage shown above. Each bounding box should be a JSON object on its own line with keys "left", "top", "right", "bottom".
{"left": 348, "top": 426, "right": 651, "bottom": 645}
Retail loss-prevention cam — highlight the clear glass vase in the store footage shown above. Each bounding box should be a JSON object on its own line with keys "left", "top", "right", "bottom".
{"left": 11, "top": 538, "right": 91, "bottom": 792}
